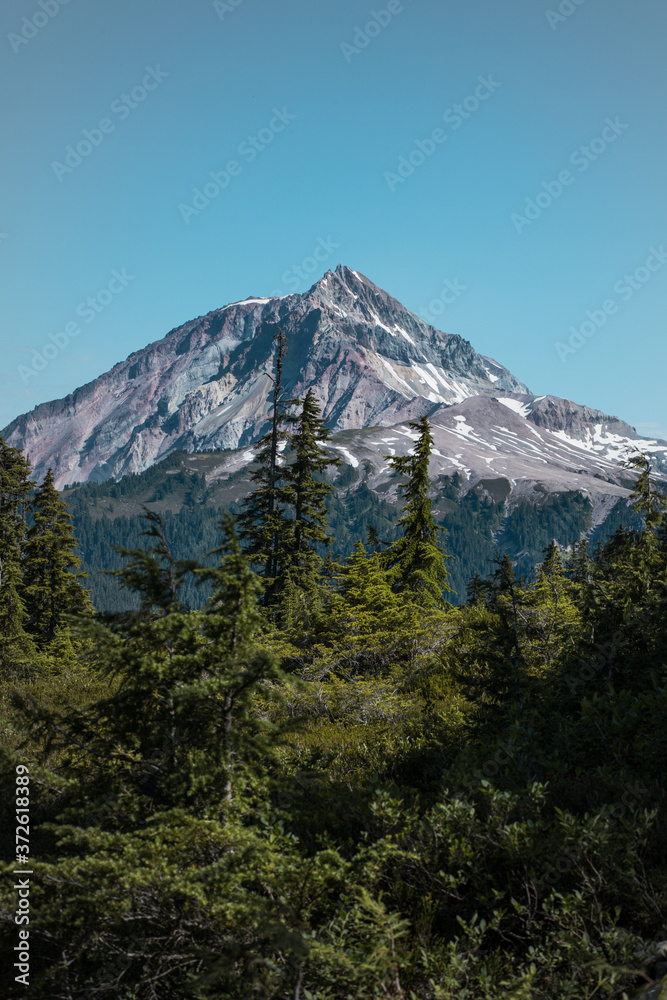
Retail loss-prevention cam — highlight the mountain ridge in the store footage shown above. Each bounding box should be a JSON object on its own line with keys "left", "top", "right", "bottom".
{"left": 4, "top": 264, "right": 666, "bottom": 489}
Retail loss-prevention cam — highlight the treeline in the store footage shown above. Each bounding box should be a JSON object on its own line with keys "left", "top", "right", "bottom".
{"left": 63, "top": 454, "right": 633, "bottom": 614}
{"left": 0, "top": 441, "right": 92, "bottom": 675}
{"left": 0, "top": 333, "right": 666, "bottom": 998}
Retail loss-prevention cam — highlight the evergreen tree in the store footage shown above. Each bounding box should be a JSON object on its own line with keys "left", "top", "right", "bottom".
{"left": 279, "top": 388, "right": 340, "bottom": 611}
{"left": 566, "top": 535, "right": 591, "bottom": 601}
{"left": 366, "top": 523, "right": 387, "bottom": 553}
{"left": 320, "top": 541, "right": 403, "bottom": 667}
{"left": 0, "top": 437, "right": 35, "bottom": 673}
{"left": 22, "top": 467, "right": 93, "bottom": 649}
{"left": 526, "top": 542, "right": 581, "bottom": 667}
{"left": 488, "top": 554, "right": 524, "bottom": 676}
{"left": 238, "top": 326, "right": 296, "bottom": 603}
{"left": 192, "top": 510, "right": 286, "bottom": 803}
{"left": 383, "top": 415, "right": 453, "bottom": 607}
{"left": 625, "top": 450, "right": 667, "bottom": 532}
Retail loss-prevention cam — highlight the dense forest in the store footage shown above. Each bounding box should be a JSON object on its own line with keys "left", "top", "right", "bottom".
{"left": 1, "top": 356, "right": 666, "bottom": 998}
{"left": 61, "top": 448, "right": 641, "bottom": 614}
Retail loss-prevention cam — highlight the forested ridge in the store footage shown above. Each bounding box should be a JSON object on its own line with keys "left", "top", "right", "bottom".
{"left": 61, "top": 448, "right": 640, "bottom": 614}
{"left": 1, "top": 356, "right": 666, "bottom": 998}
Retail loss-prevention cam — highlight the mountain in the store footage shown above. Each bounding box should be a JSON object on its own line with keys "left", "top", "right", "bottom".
{"left": 4, "top": 265, "right": 667, "bottom": 496}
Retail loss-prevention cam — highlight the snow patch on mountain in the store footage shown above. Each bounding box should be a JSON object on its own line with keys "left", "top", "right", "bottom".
{"left": 331, "top": 445, "right": 359, "bottom": 468}
{"left": 497, "top": 397, "right": 531, "bottom": 418}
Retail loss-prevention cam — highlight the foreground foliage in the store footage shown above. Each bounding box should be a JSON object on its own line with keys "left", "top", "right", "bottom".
{"left": 0, "top": 433, "right": 666, "bottom": 999}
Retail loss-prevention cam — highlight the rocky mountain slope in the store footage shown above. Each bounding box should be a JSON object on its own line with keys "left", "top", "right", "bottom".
{"left": 4, "top": 265, "right": 667, "bottom": 494}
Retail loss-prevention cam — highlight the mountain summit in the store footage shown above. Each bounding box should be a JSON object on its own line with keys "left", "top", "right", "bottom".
{"left": 4, "top": 265, "right": 529, "bottom": 487}
{"left": 5, "top": 265, "right": 667, "bottom": 493}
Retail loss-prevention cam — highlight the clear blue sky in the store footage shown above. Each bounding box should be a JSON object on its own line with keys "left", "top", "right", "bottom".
{"left": 1, "top": 0, "right": 666, "bottom": 440}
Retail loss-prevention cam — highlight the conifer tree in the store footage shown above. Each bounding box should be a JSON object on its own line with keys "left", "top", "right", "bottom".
{"left": 0, "top": 437, "right": 35, "bottom": 672}
{"left": 566, "top": 536, "right": 591, "bottom": 595}
{"left": 192, "top": 510, "right": 286, "bottom": 802}
{"left": 279, "top": 388, "right": 340, "bottom": 607}
{"left": 320, "top": 540, "right": 413, "bottom": 671}
{"left": 527, "top": 542, "right": 581, "bottom": 667}
{"left": 383, "top": 415, "right": 452, "bottom": 607}
{"left": 22, "top": 467, "right": 93, "bottom": 648}
{"left": 366, "top": 524, "right": 385, "bottom": 553}
{"left": 625, "top": 450, "right": 667, "bottom": 531}
{"left": 238, "top": 326, "right": 296, "bottom": 603}
{"left": 488, "top": 554, "right": 523, "bottom": 675}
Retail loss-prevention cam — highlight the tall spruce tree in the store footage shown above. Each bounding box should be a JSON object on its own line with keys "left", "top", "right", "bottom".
{"left": 22, "top": 467, "right": 93, "bottom": 649}
{"left": 279, "top": 388, "right": 340, "bottom": 616}
{"left": 383, "top": 415, "right": 452, "bottom": 607}
{"left": 0, "top": 437, "right": 35, "bottom": 673}
{"left": 238, "top": 326, "right": 296, "bottom": 604}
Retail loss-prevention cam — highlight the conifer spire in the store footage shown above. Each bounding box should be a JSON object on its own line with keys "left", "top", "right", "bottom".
{"left": 383, "top": 415, "right": 453, "bottom": 607}
{"left": 22, "top": 467, "right": 93, "bottom": 647}
{"left": 238, "top": 326, "right": 296, "bottom": 603}
{"left": 0, "top": 436, "right": 36, "bottom": 672}
{"left": 280, "top": 388, "right": 341, "bottom": 604}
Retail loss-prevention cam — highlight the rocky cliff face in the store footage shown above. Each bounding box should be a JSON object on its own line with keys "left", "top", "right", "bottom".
{"left": 3, "top": 266, "right": 526, "bottom": 487}
{"left": 3, "top": 264, "right": 666, "bottom": 488}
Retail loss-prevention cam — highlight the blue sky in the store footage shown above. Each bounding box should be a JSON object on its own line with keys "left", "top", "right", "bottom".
{"left": 1, "top": 0, "right": 666, "bottom": 441}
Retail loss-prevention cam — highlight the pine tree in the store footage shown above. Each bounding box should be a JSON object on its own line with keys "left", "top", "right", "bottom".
{"left": 22, "top": 467, "right": 93, "bottom": 649}
{"left": 0, "top": 437, "right": 35, "bottom": 673}
{"left": 238, "top": 327, "right": 298, "bottom": 604}
{"left": 279, "top": 388, "right": 340, "bottom": 610}
{"left": 383, "top": 415, "right": 453, "bottom": 607}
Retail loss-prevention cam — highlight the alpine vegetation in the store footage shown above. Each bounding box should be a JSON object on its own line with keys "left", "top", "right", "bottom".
{"left": 1, "top": 404, "right": 666, "bottom": 998}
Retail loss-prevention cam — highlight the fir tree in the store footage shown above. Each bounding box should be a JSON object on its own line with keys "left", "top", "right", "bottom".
{"left": 22, "top": 467, "right": 93, "bottom": 648}
{"left": 279, "top": 388, "right": 340, "bottom": 609}
{"left": 383, "top": 415, "right": 453, "bottom": 607}
{"left": 0, "top": 437, "right": 35, "bottom": 673}
{"left": 489, "top": 554, "right": 523, "bottom": 675}
{"left": 238, "top": 326, "right": 296, "bottom": 604}
{"left": 527, "top": 542, "right": 581, "bottom": 667}
{"left": 566, "top": 536, "right": 591, "bottom": 592}
{"left": 625, "top": 450, "right": 667, "bottom": 531}
{"left": 318, "top": 540, "right": 420, "bottom": 673}
{"left": 192, "top": 510, "right": 286, "bottom": 803}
